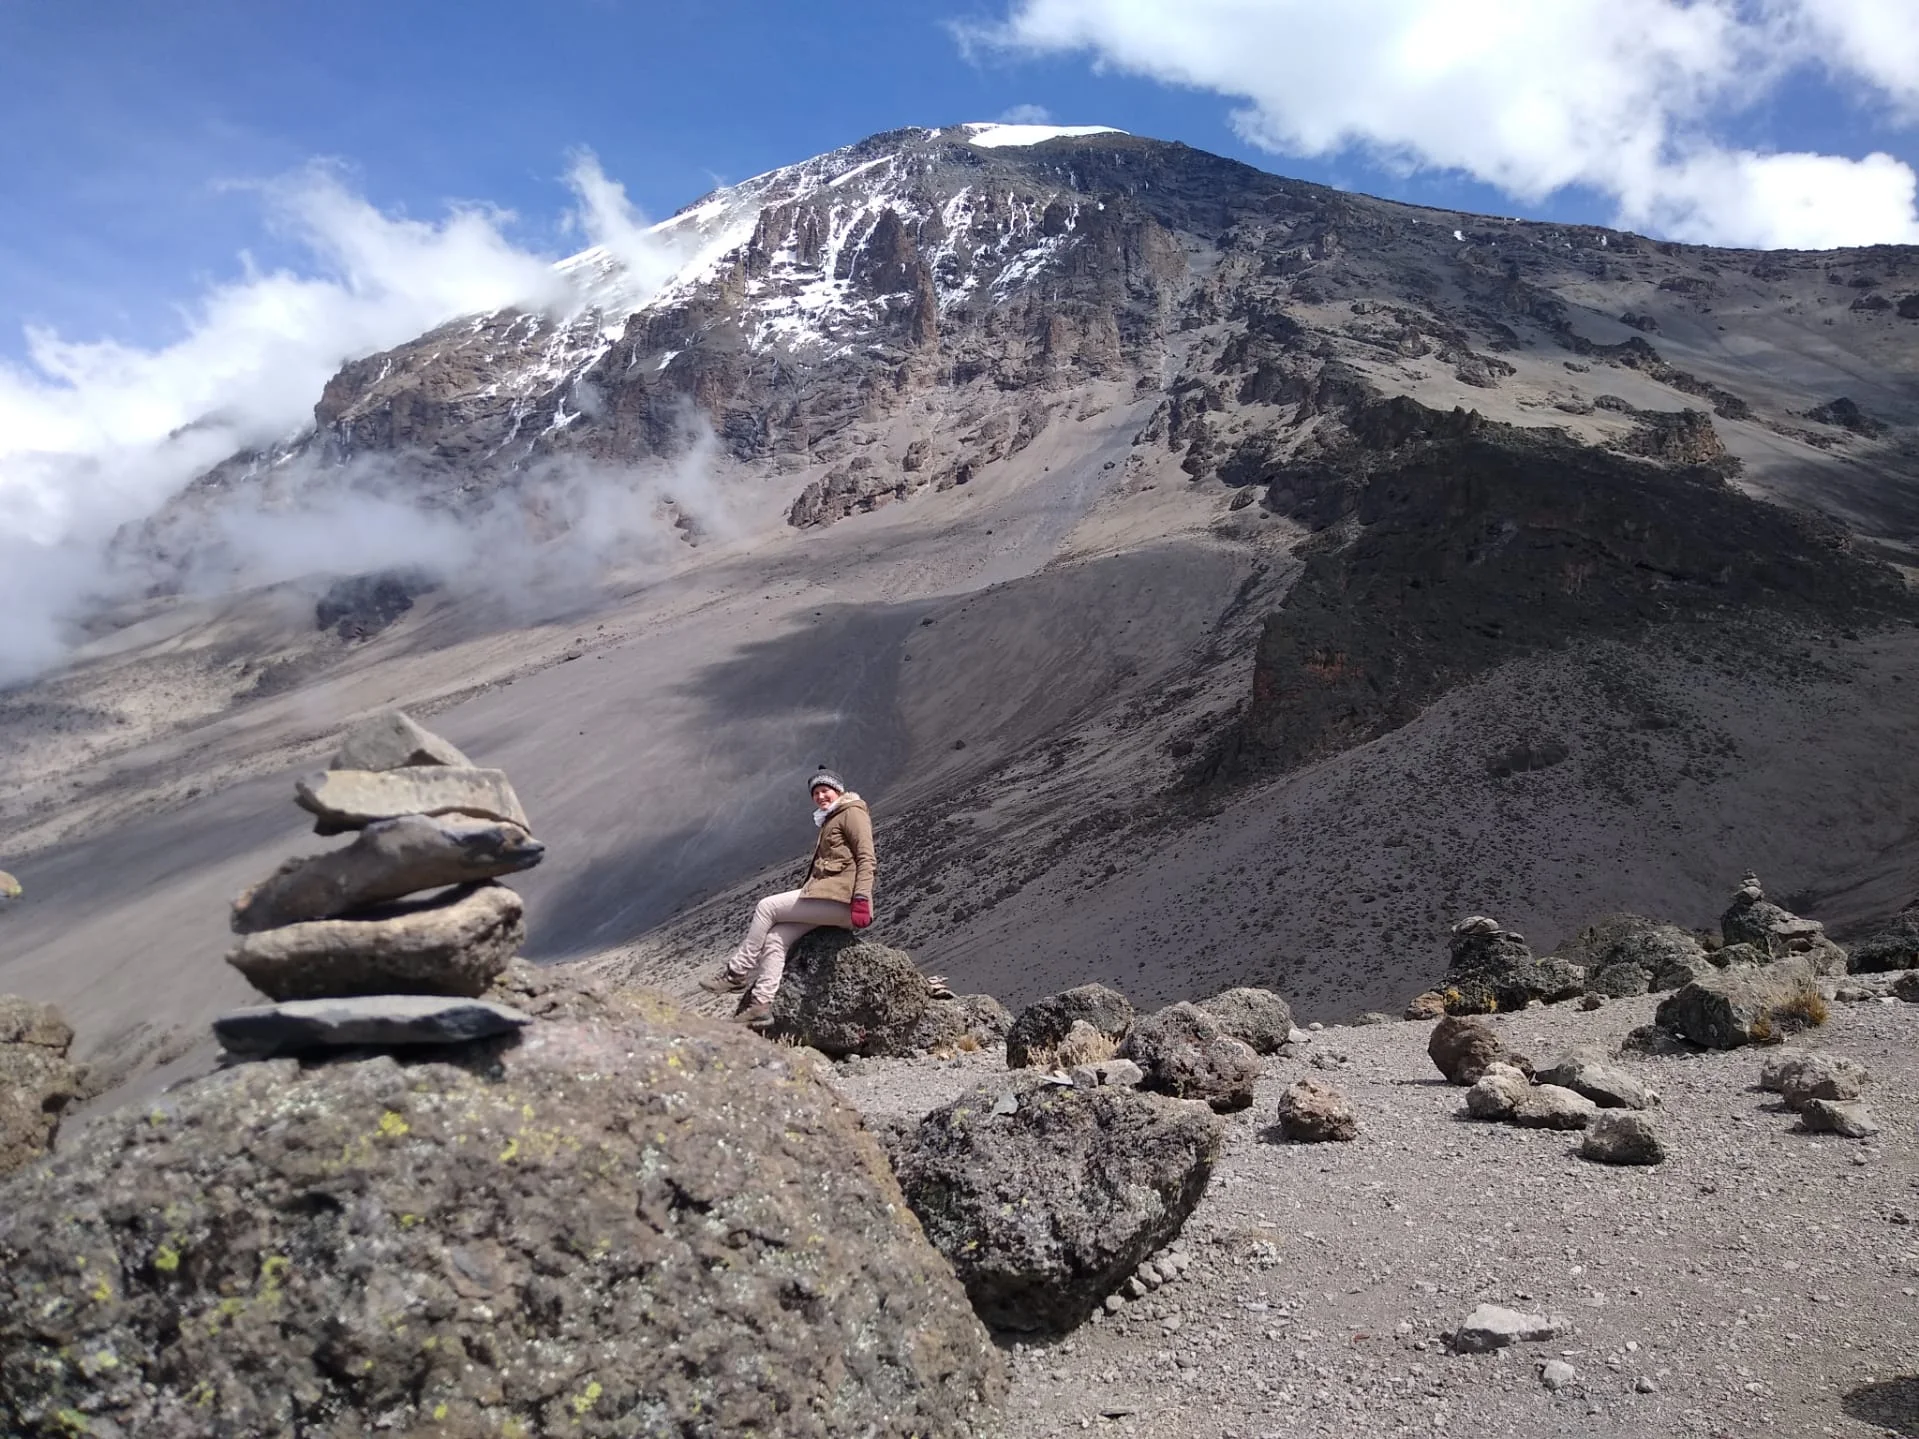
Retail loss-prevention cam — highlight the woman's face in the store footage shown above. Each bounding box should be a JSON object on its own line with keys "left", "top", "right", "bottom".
{"left": 812, "top": 784, "right": 841, "bottom": 810}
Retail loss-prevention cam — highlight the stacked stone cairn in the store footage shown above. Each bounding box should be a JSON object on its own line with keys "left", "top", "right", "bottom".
{"left": 214, "top": 711, "right": 546, "bottom": 1058}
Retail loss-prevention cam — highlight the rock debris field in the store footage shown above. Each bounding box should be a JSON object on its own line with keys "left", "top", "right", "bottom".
{"left": 832, "top": 991, "right": 1919, "bottom": 1439}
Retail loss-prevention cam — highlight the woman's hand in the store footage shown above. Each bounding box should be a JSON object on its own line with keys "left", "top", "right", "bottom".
{"left": 850, "top": 896, "right": 873, "bottom": 930}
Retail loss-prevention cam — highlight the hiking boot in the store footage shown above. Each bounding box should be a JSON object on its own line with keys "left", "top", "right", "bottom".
{"left": 699, "top": 969, "right": 749, "bottom": 995}
{"left": 729, "top": 1001, "right": 774, "bottom": 1028}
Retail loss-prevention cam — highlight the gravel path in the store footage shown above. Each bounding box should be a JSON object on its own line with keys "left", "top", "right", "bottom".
{"left": 828, "top": 991, "right": 1919, "bottom": 1438}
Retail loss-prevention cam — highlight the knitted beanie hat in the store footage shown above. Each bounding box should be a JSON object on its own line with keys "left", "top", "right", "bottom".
{"left": 808, "top": 770, "right": 845, "bottom": 793}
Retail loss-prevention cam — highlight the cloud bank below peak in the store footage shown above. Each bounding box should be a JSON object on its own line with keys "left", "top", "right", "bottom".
{"left": 966, "top": 0, "right": 1919, "bottom": 250}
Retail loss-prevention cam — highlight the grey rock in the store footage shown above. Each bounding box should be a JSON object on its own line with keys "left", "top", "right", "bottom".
{"left": 1620, "top": 1023, "right": 1700, "bottom": 1057}
{"left": 1428, "top": 1014, "right": 1531, "bottom": 1085}
{"left": 1892, "top": 970, "right": 1919, "bottom": 1003}
{"left": 212, "top": 995, "right": 534, "bottom": 1057}
{"left": 294, "top": 766, "right": 530, "bottom": 835}
{"left": 1579, "top": 1112, "right": 1666, "bottom": 1164}
{"left": 0, "top": 1006, "right": 1004, "bottom": 1435}
{"left": 910, "top": 993, "right": 1015, "bottom": 1054}
{"left": 329, "top": 709, "right": 471, "bottom": 772}
{"left": 892, "top": 1071, "right": 1225, "bottom": 1333}
{"left": 231, "top": 815, "right": 545, "bottom": 932}
{"left": 1405, "top": 991, "right": 1448, "bottom": 1020}
{"left": 0, "top": 995, "right": 81, "bottom": 1178}
{"left": 1510, "top": 1084, "right": 1598, "bottom": 1130}
{"left": 1579, "top": 992, "right": 1607, "bottom": 1010}
{"left": 1540, "top": 1359, "right": 1578, "bottom": 1390}
{"left": 1760, "top": 1050, "right": 1869, "bottom": 1110}
{"left": 1800, "top": 1099, "right": 1880, "bottom": 1138}
{"left": 1654, "top": 956, "right": 1821, "bottom": 1048}
{"left": 1198, "top": 986, "right": 1294, "bottom": 1053}
{"left": 1275, "top": 1078, "right": 1358, "bottom": 1141}
{"left": 1463, "top": 1063, "right": 1531, "bottom": 1120}
{"left": 225, "top": 881, "right": 524, "bottom": 1001}
{"left": 1096, "top": 1058, "right": 1146, "bottom": 1088}
{"left": 1120, "top": 1002, "right": 1262, "bottom": 1112}
{"left": 1005, "top": 984, "right": 1136, "bottom": 1068}
{"left": 1720, "top": 871, "right": 1797, "bottom": 948}
{"left": 1452, "top": 1303, "right": 1569, "bottom": 1353}
{"left": 1534, "top": 1046, "right": 1657, "bottom": 1109}
{"left": 1589, "top": 961, "right": 1650, "bottom": 998}
{"left": 769, "top": 928, "right": 931, "bottom": 1058}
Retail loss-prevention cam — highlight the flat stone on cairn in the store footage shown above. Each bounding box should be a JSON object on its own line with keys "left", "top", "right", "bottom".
{"left": 296, "top": 766, "right": 529, "bottom": 835}
{"left": 213, "top": 995, "right": 534, "bottom": 1057}
{"left": 217, "top": 711, "right": 540, "bottom": 1052}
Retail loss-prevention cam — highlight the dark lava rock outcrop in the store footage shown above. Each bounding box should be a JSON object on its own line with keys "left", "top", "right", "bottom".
{"left": 769, "top": 927, "right": 932, "bottom": 1057}
{"left": 0, "top": 1007, "right": 1002, "bottom": 1437}
{"left": 892, "top": 1071, "right": 1223, "bottom": 1333}
{"left": 1005, "top": 983, "right": 1136, "bottom": 1067}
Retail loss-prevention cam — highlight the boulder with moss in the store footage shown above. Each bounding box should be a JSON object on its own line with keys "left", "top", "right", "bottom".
{"left": 0, "top": 1000, "right": 1003, "bottom": 1437}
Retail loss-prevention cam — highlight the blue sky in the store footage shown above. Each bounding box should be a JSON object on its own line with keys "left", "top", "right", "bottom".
{"left": 5, "top": 0, "right": 1916, "bottom": 357}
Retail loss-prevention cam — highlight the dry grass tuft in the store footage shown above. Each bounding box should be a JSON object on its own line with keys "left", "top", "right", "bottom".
{"left": 1754, "top": 982, "right": 1829, "bottom": 1042}
{"left": 955, "top": 1033, "right": 981, "bottom": 1053}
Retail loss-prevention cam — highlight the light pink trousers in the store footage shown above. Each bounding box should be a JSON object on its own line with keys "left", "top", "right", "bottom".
{"left": 724, "top": 889, "right": 853, "bottom": 1004}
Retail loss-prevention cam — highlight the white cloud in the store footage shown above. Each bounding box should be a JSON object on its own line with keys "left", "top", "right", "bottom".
{"left": 998, "top": 102, "right": 1056, "bottom": 124}
{"left": 969, "top": 0, "right": 1919, "bottom": 248}
{"left": 0, "top": 154, "right": 692, "bottom": 685}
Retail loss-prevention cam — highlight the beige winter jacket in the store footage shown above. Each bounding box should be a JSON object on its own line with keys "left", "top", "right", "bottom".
{"left": 800, "top": 793, "right": 878, "bottom": 903}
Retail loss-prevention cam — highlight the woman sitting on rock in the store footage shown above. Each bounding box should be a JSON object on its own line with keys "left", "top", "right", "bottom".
{"left": 702, "top": 770, "right": 875, "bottom": 1027}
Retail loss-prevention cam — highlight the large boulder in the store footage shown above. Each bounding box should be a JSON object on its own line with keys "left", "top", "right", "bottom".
{"left": 0, "top": 996, "right": 81, "bottom": 1179}
{"left": 1120, "top": 1003, "right": 1261, "bottom": 1112}
{"left": 1428, "top": 1014, "right": 1531, "bottom": 1085}
{"left": 0, "top": 1005, "right": 1003, "bottom": 1437}
{"left": 231, "top": 815, "right": 546, "bottom": 932}
{"left": 891, "top": 1072, "right": 1223, "bottom": 1333}
{"left": 294, "top": 766, "right": 529, "bottom": 835}
{"left": 226, "top": 882, "right": 525, "bottom": 1000}
{"left": 1654, "top": 955, "right": 1822, "bottom": 1049}
{"left": 1846, "top": 911, "right": 1919, "bottom": 973}
{"left": 1533, "top": 1045, "right": 1658, "bottom": 1110}
{"left": 769, "top": 928, "right": 932, "bottom": 1058}
{"left": 1198, "top": 987, "right": 1294, "bottom": 1053}
{"left": 1556, "top": 913, "right": 1715, "bottom": 994}
{"left": 329, "top": 709, "right": 472, "bottom": 772}
{"left": 909, "top": 993, "right": 1015, "bottom": 1055}
{"left": 1005, "top": 984, "right": 1135, "bottom": 1068}
{"left": 1275, "top": 1079, "right": 1357, "bottom": 1141}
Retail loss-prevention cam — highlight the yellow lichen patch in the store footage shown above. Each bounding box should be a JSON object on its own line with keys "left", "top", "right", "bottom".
{"left": 498, "top": 1137, "right": 520, "bottom": 1163}
{"left": 88, "top": 1276, "right": 112, "bottom": 1303}
{"left": 400, "top": 1213, "right": 420, "bottom": 1228}
{"left": 53, "top": 1408, "right": 90, "bottom": 1434}
{"left": 433, "top": 1402, "right": 449, "bottom": 1421}
{"left": 571, "top": 1380, "right": 604, "bottom": 1416}
{"left": 188, "top": 1381, "right": 215, "bottom": 1408}
{"left": 154, "top": 1243, "right": 182, "bottom": 1272}
{"left": 259, "top": 1254, "right": 293, "bottom": 1297}
{"left": 378, "top": 1110, "right": 412, "bottom": 1139}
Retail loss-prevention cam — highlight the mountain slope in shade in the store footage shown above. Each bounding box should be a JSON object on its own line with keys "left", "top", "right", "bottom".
{"left": 4, "top": 124, "right": 1919, "bottom": 1094}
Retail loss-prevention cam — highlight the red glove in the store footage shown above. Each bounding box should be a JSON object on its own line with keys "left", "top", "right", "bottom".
{"left": 850, "top": 896, "right": 873, "bottom": 930}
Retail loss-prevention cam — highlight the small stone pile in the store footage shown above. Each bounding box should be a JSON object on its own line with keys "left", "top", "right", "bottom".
{"left": 1717, "top": 871, "right": 1847, "bottom": 973}
{"left": 213, "top": 711, "right": 547, "bottom": 1058}
{"left": 1760, "top": 1048, "right": 1879, "bottom": 1138}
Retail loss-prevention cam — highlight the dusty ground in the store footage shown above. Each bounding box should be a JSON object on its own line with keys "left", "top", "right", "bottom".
{"left": 825, "top": 990, "right": 1919, "bottom": 1439}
